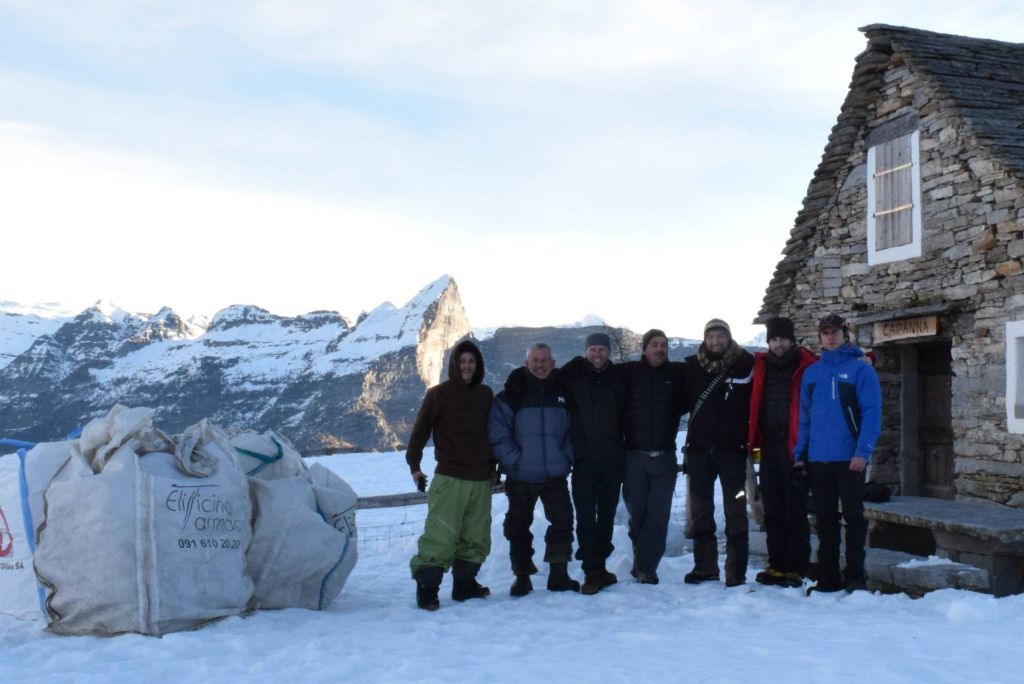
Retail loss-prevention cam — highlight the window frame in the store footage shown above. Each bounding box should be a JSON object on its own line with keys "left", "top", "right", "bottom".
{"left": 866, "top": 130, "right": 923, "bottom": 265}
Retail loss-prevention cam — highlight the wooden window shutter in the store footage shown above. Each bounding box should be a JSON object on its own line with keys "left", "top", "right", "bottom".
{"left": 873, "top": 134, "right": 914, "bottom": 251}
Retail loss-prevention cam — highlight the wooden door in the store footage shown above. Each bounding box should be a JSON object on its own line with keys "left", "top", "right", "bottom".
{"left": 918, "top": 343, "right": 954, "bottom": 499}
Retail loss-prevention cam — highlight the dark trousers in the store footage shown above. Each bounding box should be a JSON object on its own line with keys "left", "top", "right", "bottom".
{"left": 808, "top": 461, "right": 866, "bottom": 585}
{"left": 571, "top": 460, "right": 624, "bottom": 574}
{"left": 504, "top": 476, "right": 574, "bottom": 573}
{"left": 686, "top": 447, "right": 749, "bottom": 583}
{"left": 758, "top": 441, "right": 810, "bottom": 575}
{"left": 622, "top": 450, "right": 677, "bottom": 576}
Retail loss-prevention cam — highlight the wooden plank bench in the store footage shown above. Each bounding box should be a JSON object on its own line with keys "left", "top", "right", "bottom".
{"left": 864, "top": 496, "right": 1024, "bottom": 596}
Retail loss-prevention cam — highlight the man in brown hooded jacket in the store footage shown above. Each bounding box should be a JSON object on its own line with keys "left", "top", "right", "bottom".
{"left": 407, "top": 339, "right": 497, "bottom": 610}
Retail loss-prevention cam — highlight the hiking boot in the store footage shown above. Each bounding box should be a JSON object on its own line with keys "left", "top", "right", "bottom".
{"left": 451, "top": 559, "right": 490, "bottom": 601}
{"left": 510, "top": 575, "right": 533, "bottom": 597}
{"left": 581, "top": 568, "right": 618, "bottom": 595}
{"left": 755, "top": 568, "right": 786, "bottom": 586}
{"left": 725, "top": 577, "right": 746, "bottom": 588}
{"left": 452, "top": 579, "right": 491, "bottom": 601}
{"left": 684, "top": 571, "right": 720, "bottom": 585}
{"left": 546, "top": 562, "right": 581, "bottom": 592}
{"left": 782, "top": 572, "right": 804, "bottom": 588}
{"left": 636, "top": 571, "right": 659, "bottom": 585}
{"left": 413, "top": 565, "right": 443, "bottom": 611}
{"left": 844, "top": 576, "right": 868, "bottom": 593}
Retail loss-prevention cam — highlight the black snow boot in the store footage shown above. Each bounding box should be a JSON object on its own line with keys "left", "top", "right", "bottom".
{"left": 546, "top": 562, "right": 580, "bottom": 592}
{"left": 413, "top": 565, "right": 444, "bottom": 611}
{"left": 510, "top": 574, "right": 533, "bottom": 597}
{"left": 451, "top": 559, "right": 490, "bottom": 602}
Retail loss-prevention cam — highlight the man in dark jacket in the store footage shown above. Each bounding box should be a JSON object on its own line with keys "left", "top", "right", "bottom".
{"left": 683, "top": 319, "right": 755, "bottom": 587}
{"left": 747, "top": 317, "right": 817, "bottom": 588}
{"left": 794, "top": 314, "right": 882, "bottom": 593}
{"left": 621, "top": 329, "right": 688, "bottom": 584}
{"left": 489, "top": 342, "right": 579, "bottom": 596}
{"left": 407, "top": 339, "right": 497, "bottom": 611}
{"left": 559, "top": 332, "right": 627, "bottom": 595}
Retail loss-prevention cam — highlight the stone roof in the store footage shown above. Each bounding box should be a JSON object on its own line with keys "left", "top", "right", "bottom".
{"left": 757, "top": 24, "right": 1024, "bottom": 320}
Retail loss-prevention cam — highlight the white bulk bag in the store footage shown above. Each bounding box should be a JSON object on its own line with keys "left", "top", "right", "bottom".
{"left": 34, "top": 417, "right": 253, "bottom": 636}
{"left": 232, "top": 433, "right": 358, "bottom": 610}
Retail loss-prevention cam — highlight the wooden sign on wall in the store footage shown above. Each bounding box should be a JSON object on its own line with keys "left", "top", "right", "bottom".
{"left": 874, "top": 315, "right": 939, "bottom": 343}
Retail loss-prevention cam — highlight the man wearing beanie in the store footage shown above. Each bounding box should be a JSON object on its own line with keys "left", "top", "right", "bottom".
{"left": 682, "top": 318, "right": 755, "bottom": 587}
{"left": 559, "top": 331, "right": 627, "bottom": 594}
{"left": 795, "top": 314, "right": 881, "bottom": 593}
{"left": 747, "top": 317, "right": 817, "bottom": 588}
{"left": 621, "top": 328, "right": 688, "bottom": 584}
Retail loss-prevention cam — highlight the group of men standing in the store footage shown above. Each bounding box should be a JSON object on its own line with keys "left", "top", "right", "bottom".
{"left": 404, "top": 313, "right": 881, "bottom": 610}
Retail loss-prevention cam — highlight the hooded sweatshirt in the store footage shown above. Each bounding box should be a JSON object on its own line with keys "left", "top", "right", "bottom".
{"left": 405, "top": 340, "right": 496, "bottom": 481}
{"left": 793, "top": 343, "right": 882, "bottom": 463}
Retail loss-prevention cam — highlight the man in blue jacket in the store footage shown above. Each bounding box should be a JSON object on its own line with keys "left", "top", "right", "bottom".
{"left": 489, "top": 342, "right": 579, "bottom": 596}
{"left": 793, "top": 314, "right": 882, "bottom": 593}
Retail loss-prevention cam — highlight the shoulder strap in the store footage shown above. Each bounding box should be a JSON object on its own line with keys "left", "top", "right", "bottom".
{"left": 688, "top": 368, "right": 728, "bottom": 426}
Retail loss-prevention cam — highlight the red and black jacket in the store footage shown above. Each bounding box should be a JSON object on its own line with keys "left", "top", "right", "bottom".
{"left": 747, "top": 347, "right": 817, "bottom": 461}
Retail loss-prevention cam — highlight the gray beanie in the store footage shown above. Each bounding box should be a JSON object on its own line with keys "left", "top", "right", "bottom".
{"left": 703, "top": 318, "right": 732, "bottom": 339}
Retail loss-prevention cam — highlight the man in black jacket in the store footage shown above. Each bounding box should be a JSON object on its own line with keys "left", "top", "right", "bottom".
{"left": 621, "top": 329, "right": 688, "bottom": 584}
{"left": 559, "top": 332, "right": 627, "bottom": 595}
{"left": 682, "top": 319, "right": 755, "bottom": 587}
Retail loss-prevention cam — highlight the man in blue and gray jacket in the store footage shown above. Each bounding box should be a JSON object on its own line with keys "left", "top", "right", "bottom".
{"left": 489, "top": 342, "right": 579, "bottom": 596}
{"left": 794, "top": 314, "right": 881, "bottom": 593}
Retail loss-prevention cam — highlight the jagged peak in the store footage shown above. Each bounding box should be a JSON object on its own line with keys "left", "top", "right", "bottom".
{"left": 207, "top": 304, "right": 279, "bottom": 331}
{"left": 78, "top": 299, "right": 138, "bottom": 326}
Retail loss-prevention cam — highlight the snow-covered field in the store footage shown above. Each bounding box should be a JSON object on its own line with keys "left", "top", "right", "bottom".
{"left": 2, "top": 444, "right": 1022, "bottom": 683}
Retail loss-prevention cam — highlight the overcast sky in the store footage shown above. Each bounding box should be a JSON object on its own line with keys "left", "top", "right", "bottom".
{"left": 2, "top": 1, "right": 1022, "bottom": 342}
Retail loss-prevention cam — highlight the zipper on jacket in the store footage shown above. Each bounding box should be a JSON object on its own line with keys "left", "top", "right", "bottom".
{"left": 832, "top": 376, "right": 836, "bottom": 400}
{"left": 847, "top": 406, "right": 859, "bottom": 435}
{"left": 541, "top": 381, "right": 549, "bottom": 479}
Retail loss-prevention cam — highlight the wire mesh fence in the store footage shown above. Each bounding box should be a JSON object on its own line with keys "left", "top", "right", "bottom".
{"left": 355, "top": 478, "right": 694, "bottom": 553}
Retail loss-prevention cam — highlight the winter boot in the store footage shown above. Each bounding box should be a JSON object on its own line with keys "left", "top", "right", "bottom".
{"left": 684, "top": 570, "right": 720, "bottom": 585}
{"left": 451, "top": 559, "right": 490, "bottom": 601}
{"left": 413, "top": 565, "right": 444, "bottom": 611}
{"left": 547, "top": 562, "right": 581, "bottom": 592}
{"left": 755, "top": 568, "right": 786, "bottom": 586}
{"left": 510, "top": 574, "right": 533, "bottom": 597}
{"left": 782, "top": 572, "right": 804, "bottom": 588}
{"left": 582, "top": 568, "right": 618, "bottom": 595}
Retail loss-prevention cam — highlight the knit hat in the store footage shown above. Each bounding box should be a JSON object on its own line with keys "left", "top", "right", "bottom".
{"left": 817, "top": 313, "right": 846, "bottom": 332}
{"left": 642, "top": 328, "right": 667, "bottom": 351}
{"left": 703, "top": 318, "right": 731, "bottom": 338}
{"left": 765, "top": 317, "right": 796, "bottom": 343}
{"left": 585, "top": 332, "right": 611, "bottom": 350}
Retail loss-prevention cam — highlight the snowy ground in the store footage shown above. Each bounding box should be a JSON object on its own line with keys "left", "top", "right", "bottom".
{"left": 2, "top": 444, "right": 1023, "bottom": 683}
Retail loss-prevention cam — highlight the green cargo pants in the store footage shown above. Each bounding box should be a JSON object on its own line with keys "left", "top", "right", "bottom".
{"left": 410, "top": 473, "right": 493, "bottom": 576}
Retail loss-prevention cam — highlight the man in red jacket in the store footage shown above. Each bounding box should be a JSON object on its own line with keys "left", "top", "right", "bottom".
{"left": 748, "top": 317, "right": 817, "bottom": 588}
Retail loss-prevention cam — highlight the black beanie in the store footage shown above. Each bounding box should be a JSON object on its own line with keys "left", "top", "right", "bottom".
{"left": 642, "top": 329, "right": 667, "bottom": 351}
{"left": 585, "top": 332, "right": 611, "bottom": 350}
{"left": 766, "top": 317, "right": 796, "bottom": 343}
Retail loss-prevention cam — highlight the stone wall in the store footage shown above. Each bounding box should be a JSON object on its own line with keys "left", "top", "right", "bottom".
{"left": 760, "top": 49, "right": 1024, "bottom": 505}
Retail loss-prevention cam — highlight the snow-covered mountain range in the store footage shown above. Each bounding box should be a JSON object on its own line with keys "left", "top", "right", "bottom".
{"left": 0, "top": 278, "right": 760, "bottom": 451}
{"left": 0, "top": 276, "right": 469, "bottom": 451}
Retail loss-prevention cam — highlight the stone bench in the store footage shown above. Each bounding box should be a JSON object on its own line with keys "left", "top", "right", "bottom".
{"left": 864, "top": 496, "right": 1024, "bottom": 596}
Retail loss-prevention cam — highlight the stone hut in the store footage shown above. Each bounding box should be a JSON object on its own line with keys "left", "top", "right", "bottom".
{"left": 757, "top": 25, "right": 1024, "bottom": 508}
